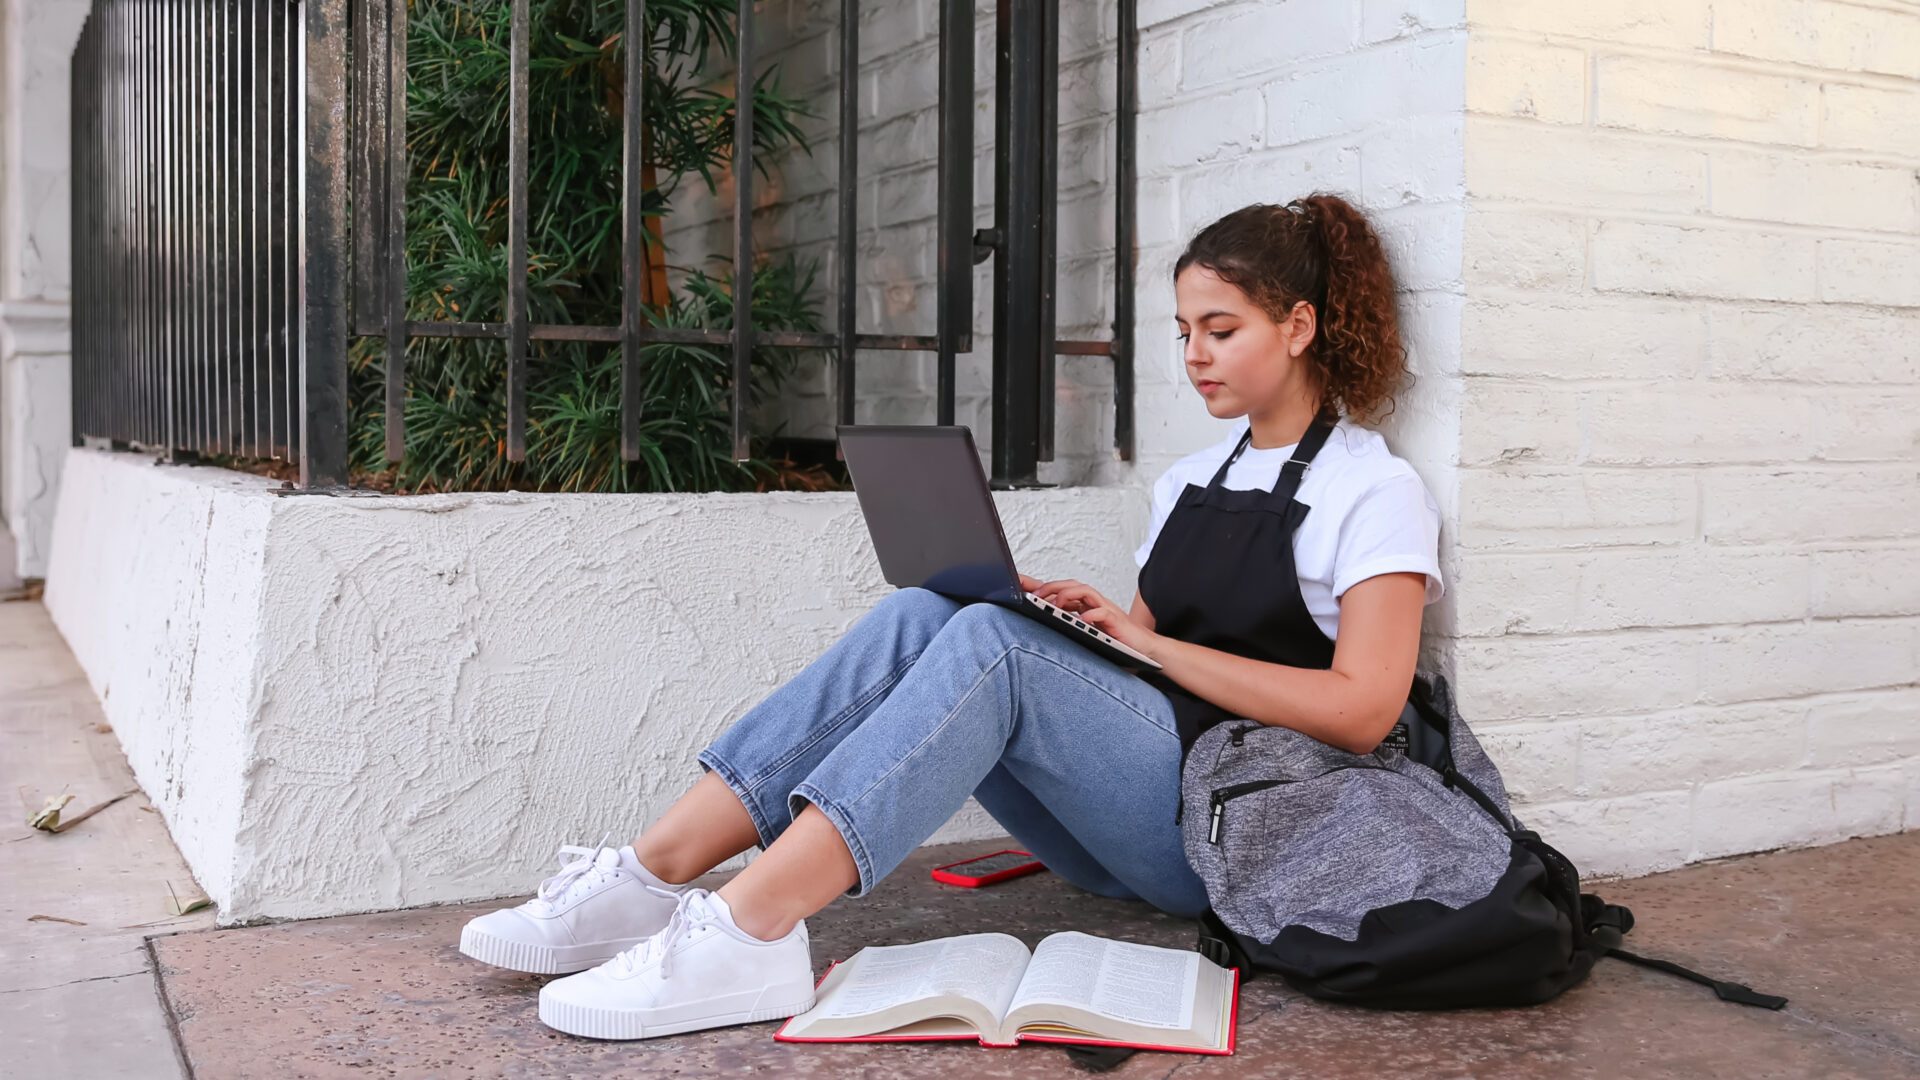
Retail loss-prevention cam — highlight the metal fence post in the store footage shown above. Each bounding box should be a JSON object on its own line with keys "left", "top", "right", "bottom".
{"left": 302, "top": 0, "right": 351, "bottom": 487}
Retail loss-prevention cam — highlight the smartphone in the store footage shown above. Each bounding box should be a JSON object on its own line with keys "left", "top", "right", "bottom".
{"left": 930, "top": 848, "right": 1047, "bottom": 888}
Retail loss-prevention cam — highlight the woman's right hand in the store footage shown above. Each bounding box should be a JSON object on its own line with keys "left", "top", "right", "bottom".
{"left": 1018, "top": 573, "right": 1043, "bottom": 594}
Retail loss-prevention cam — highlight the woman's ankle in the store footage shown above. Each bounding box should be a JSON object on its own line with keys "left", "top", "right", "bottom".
{"left": 714, "top": 884, "right": 797, "bottom": 941}
{"left": 627, "top": 841, "right": 701, "bottom": 886}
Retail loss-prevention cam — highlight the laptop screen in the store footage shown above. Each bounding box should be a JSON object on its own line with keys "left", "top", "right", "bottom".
{"left": 835, "top": 425, "right": 1021, "bottom": 603}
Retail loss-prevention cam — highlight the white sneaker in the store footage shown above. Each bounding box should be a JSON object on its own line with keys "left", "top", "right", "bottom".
{"left": 538, "top": 888, "right": 816, "bottom": 1040}
{"left": 458, "top": 844, "right": 690, "bottom": 974}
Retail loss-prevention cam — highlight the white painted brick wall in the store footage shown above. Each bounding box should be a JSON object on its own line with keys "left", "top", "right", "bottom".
{"left": 671, "top": 0, "right": 1467, "bottom": 504}
{"left": 1460, "top": 0, "right": 1920, "bottom": 876}
{"left": 659, "top": 0, "right": 1918, "bottom": 879}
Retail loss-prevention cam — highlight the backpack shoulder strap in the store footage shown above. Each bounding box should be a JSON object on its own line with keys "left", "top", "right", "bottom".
{"left": 1605, "top": 946, "right": 1788, "bottom": 1010}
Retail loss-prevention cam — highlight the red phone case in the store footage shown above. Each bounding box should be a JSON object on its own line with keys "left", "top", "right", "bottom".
{"left": 929, "top": 848, "right": 1046, "bottom": 887}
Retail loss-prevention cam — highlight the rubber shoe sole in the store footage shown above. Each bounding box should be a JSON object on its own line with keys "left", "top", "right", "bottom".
{"left": 458, "top": 924, "right": 640, "bottom": 975}
{"left": 538, "top": 984, "right": 817, "bottom": 1040}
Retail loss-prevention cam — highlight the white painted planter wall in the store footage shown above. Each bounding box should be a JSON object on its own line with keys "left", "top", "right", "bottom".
{"left": 45, "top": 448, "right": 1145, "bottom": 921}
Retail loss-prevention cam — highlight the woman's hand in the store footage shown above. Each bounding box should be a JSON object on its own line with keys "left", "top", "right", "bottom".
{"left": 1023, "top": 576, "right": 1161, "bottom": 660}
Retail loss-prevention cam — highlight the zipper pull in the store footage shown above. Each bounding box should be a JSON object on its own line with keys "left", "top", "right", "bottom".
{"left": 1207, "top": 795, "right": 1225, "bottom": 845}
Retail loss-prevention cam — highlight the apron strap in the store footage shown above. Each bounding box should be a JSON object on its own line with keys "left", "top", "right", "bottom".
{"left": 1270, "top": 414, "right": 1338, "bottom": 503}
{"left": 1205, "top": 413, "right": 1338, "bottom": 493}
{"left": 1206, "top": 430, "right": 1254, "bottom": 488}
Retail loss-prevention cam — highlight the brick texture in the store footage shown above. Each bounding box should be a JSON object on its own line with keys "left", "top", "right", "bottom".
{"left": 1460, "top": 0, "right": 1920, "bottom": 875}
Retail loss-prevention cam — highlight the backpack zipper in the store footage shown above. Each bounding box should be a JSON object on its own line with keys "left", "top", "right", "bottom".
{"left": 1205, "top": 763, "right": 1398, "bottom": 845}
{"left": 1206, "top": 778, "right": 1286, "bottom": 844}
{"left": 1176, "top": 725, "right": 1260, "bottom": 827}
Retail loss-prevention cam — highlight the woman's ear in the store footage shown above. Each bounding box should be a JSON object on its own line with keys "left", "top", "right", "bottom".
{"left": 1286, "top": 300, "right": 1317, "bottom": 359}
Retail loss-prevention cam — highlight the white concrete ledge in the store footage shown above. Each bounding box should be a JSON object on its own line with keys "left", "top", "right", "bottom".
{"left": 43, "top": 447, "right": 1146, "bottom": 923}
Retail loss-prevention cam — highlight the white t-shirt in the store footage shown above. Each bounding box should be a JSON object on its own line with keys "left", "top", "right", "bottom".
{"left": 1133, "top": 419, "right": 1444, "bottom": 641}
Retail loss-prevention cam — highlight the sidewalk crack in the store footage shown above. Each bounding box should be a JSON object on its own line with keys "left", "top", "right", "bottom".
{"left": 0, "top": 968, "right": 148, "bottom": 995}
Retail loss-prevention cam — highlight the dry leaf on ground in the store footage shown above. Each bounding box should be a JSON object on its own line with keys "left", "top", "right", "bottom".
{"left": 27, "top": 788, "right": 139, "bottom": 833}
{"left": 26, "top": 792, "right": 75, "bottom": 831}
{"left": 166, "top": 880, "right": 213, "bottom": 917}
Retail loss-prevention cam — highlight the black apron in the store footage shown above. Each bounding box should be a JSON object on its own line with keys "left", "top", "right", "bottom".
{"left": 1137, "top": 414, "right": 1339, "bottom": 760}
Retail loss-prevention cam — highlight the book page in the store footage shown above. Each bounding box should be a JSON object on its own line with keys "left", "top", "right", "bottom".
{"left": 810, "top": 933, "right": 1031, "bottom": 1022}
{"left": 1008, "top": 932, "right": 1199, "bottom": 1031}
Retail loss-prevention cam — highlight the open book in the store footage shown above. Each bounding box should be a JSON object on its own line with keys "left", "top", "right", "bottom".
{"left": 774, "top": 931, "right": 1238, "bottom": 1055}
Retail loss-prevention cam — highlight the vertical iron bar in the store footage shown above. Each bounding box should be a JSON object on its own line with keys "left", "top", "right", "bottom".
{"left": 1113, "top": 0, "right": 1137, "bottom": 462}
{"left": 207, "top": 0, "right": 221, "bottom": 453}
{"left": 222, "top": 0, "right": 238, "bottom": 454}
{"left": 135, "top": 0, "right": 149, "bottom": 446}
{"left": 268, "top": 0, "right": 285, "bottom": 457}
{"left": 251, "top": 0, "right": 270, "bottom": 455}
{"left": 991, "top": 0, "right": 1042, "bottom": 486}
{"left": 164, "top": 0, "right": 179, "bottom": 453}
{"left": 835, "top": 0, "right": 857, "bottom": 433}
{"left": 70, "top": 21, "right": 86, "bottom": 445}
{"left": 152, "top": 0, "right": 166, "bottom": 450}
{"left": 134, "top": 0, "right": 146, "bottom": 446}
{"left": 506, "top": 0, "right": 529, "bottom": 462}
{"left": 730, "top": 0, "right": 754, "bottom": 462}
{"left": 105, "top": 0, "right": 115, "bottom": 442}
{"left": 619, "top": 0, "right": 644, "bottom": 462}
{"left": 84, "top": 17, "right": 95, "bottom": 442}
{"left": 127, "top": 0, "right": 140, "bottom": 446}
{"left": 353, "top": 0, "right": 391, "bottom": 337}
{"left": 114, "top": 0, "right": 127, "bottom": 446}
{"left": 1036, "top": 0, "right": 1059, "bottom": 462}
{"left": 195, "top": 0, "right": 208, "bottom": 452}
{"left": 303, "top": 0, "right": 352, "bottom": 485}
{"left": 235, "top": 0, "right": 251, "bottom": 453}
{"left": 212, "top": 0, "right": 224, "bottom": 454}
{"left": 933, "top": 0, "right": 972, "bottom": 428}
{"left": 231, "top": 0, "right": 247, "bottom": 455}
{"left": 68, "top": 25, "right": 79, "bottom": 445}
{"left": 105, "top": 0, "right": 117, "bottom": 444}
{"left": 283, "top": 0, "right": 299, "bottom": 461}
{"left": 385, "top": 0, "right": 409, "bottom": 462}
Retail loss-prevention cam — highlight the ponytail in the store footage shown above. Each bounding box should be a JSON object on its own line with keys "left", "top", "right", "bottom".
{"left": 1173, "top": 193, "right": 1406, "bottom": 423}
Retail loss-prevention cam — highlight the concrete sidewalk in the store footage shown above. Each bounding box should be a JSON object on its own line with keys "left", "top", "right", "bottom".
{"left": 8, "top": 594, "right": 1917, "bottom": 1078}
{"left": 0, "top": 599, "right": 216, "bottom": 1079}
{"left": 149, "top": 835, "right": 1919, "bottom": 1078}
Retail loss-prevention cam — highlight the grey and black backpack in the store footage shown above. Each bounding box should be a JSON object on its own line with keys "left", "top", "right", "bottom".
{"left": 1178, "top": 673, "right": 1788, "bottom": 1011}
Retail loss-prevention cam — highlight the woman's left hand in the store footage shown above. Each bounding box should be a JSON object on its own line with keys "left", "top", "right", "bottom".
{"left": 1031, "top": 578, "right": 1162, "bottom": 661}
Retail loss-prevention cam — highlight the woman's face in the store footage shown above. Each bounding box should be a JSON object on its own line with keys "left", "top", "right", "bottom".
{"left": 1173, "top": 265, "right": 1315, "bottom": 419}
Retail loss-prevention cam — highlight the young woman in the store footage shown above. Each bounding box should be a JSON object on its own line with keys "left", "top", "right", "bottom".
{"left": 458, "top": 193, "right": 1443, "bottom": 1041}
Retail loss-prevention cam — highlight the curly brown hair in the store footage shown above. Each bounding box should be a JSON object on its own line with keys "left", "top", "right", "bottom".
{"left": 1173, "top": 194, "right": 1406, "bottom": 423}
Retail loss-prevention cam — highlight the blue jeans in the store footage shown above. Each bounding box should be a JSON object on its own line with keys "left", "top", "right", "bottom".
{"left": 697, "top": 587, "right": 1209, "bottom": 919}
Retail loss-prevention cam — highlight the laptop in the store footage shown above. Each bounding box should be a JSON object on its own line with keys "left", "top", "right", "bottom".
{"left": 835, "top": 424, "right": 1162, "bottom": 673}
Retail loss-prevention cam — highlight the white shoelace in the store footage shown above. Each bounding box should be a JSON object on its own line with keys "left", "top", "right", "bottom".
{"left": 529, "top": 844, "right": 623, "bottom": 912}
{"left": 612, "top": 889, "right": 726, "bottom": 981}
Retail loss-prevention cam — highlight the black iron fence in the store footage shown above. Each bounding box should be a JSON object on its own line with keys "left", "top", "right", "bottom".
{"left": 70, "top": 0, "right": 1139, "bottom": 490}
{"left": 70, "top": 0, "right": 301, "bottom": 465}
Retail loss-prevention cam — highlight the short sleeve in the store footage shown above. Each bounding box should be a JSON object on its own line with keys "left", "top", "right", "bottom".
{"left": 1331, "top": 471, "right": 1444, "bottom": 603}
{"left": 1133, "top": 468, "right": 1181, "bottom": 568}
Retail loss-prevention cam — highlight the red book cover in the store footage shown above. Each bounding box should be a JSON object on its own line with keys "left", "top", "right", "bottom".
{"left": 772, "top": 958, "right": 1240, "bottom": 1056}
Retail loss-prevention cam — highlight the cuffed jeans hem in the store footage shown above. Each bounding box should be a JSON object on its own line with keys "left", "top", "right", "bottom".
{"left": 696, "top": 748, "right": 777, "bottom": 853}
{"left": 788, "top": 781, "right": 877, "bottom": 899}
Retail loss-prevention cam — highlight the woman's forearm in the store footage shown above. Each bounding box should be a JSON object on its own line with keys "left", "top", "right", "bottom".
{"left": 1145, "top": 634, "right": 1407, "bottom": 753}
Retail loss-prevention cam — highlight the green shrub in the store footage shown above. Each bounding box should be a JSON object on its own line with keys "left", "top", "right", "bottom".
{"left": 346, "top": 0, "right": 829, "bottom": 493}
